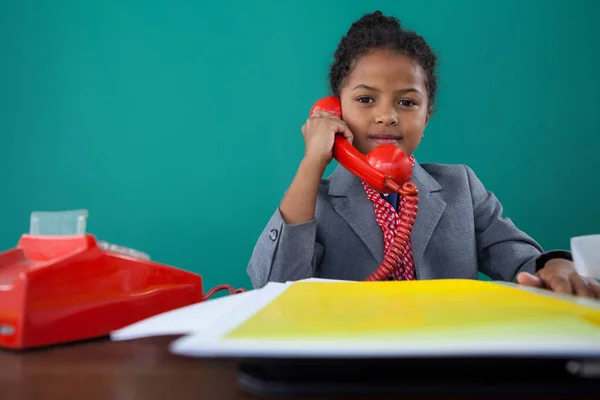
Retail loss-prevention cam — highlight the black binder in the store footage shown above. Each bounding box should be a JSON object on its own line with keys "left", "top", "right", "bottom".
{"left": 238, "top": 356, "right": 600, "bottom": 397}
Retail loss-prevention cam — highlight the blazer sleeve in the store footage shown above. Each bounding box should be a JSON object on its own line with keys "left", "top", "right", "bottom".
{"left": 246, "top": 207, "right": 324, "bottom": 288}
{"left": 465, "top": 165, "right": 551, "bottom": 281}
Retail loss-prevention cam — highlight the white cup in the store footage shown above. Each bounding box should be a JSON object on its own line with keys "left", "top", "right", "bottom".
{"left": 570, "top": 234, "right": 600, "bottom": 280}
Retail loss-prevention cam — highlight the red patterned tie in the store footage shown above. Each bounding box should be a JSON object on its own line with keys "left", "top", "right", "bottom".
{"left": 361, "top": 155, "right": 416, "bottom": 281}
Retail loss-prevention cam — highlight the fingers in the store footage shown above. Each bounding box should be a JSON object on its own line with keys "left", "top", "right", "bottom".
{"left": 310, "top": 110, "right": 340, "bottom": 119}
{"left": 546, "top": 274, "right": 572, "bottom": 295}
{"left": 571, "top": 275, "right": 596, "bottom": 298}
{"left": 310, "top": 110, "right": 323, "bottom": 118}
{"left": 520, "top": 262, "right": 600, "bottom": 299}
{"left": 516, "top": 272, "right": 544, "bottom": 288}
{"left": 542, "top": 272, "right": 599, "bottom": 298}
{"left": 306, "top": 111, "right": 353, "bottom": 143}
{"left": 337, "top": 122, "right": 354, "bottom": 144}
{"left": 586, "top": 277, "right": 600, "bottom": 298}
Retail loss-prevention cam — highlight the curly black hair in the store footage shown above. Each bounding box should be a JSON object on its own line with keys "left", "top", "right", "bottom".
{"left": 329, "top": 11, "right": 438, "bottom": 111}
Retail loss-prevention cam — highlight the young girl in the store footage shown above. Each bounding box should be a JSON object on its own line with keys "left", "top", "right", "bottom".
{"left": 247, "top": 11, "right": 600, "bottom": 298}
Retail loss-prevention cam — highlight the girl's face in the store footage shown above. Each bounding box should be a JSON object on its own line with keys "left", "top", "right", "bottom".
{"left": 339, "top": 49, "right": 431, "bottom": 156}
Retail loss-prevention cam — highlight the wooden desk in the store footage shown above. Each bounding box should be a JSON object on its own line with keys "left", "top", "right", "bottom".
{"left": 0, "top": 336, "right": 593, "bottom": 399}
{"left": 0, "top": 336, "right": 256, "bottom": 400}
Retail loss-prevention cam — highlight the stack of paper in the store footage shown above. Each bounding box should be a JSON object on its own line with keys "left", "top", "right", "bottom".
{"left": 166, "top": 279, "right": 600, "bottom": 358}
{"left": 110, "top": 278, "right": 600, "bottom": 359}
{"left": 110, "top": 281, "right": 290, "bottom": 341}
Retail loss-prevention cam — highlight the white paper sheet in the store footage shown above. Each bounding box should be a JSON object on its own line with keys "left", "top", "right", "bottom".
{"left": 110, "top": 281, "right": 289, "bottom": 341}
{"left": 170, "top": 330, "right": 600, "bottom": 359}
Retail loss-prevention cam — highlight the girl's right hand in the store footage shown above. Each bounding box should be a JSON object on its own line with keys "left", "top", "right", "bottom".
{"left": 301, "top": 110, "right": 354, "bottom": 169}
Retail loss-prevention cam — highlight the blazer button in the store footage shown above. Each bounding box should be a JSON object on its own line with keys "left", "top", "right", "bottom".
{"left": 269, "top": 229, "right": 278, "bottom": 241}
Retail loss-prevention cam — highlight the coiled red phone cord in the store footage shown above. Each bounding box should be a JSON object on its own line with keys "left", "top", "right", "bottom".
{"left": 365, "top": 180, "right": 419, "bottom": 281}
{"left": 203, "top": 284, "right": 246, "bottom": 301}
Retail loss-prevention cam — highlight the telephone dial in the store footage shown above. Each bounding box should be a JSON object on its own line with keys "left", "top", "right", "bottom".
{"left": 310, "top": 96, "right": 419, "bottom": 281}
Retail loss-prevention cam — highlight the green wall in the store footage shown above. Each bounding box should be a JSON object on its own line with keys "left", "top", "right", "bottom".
{"left": 1, "top": 0, "right": 599, "bottom": 290}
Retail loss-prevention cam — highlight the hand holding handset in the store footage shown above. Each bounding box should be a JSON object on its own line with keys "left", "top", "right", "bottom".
{"left": 310, "top": 96, "right": 419, "bottom": 281}
{"left": 310, "top": 96, "right": 413, "bottom": 194}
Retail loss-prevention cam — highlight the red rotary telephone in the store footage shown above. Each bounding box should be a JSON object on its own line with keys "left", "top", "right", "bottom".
{"left": 0, "top": 211, "right": 244, "bottom": 350}
{"left": 310, "top": 96, "right": 419, "bottom": 281}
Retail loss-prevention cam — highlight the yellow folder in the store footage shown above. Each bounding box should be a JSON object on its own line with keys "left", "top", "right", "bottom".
{"left": 225, "top": 280, "right": 600, "bottom": 341}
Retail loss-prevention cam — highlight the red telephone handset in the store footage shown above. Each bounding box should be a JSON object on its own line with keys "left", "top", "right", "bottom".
{"left": 310, "top": 96, "right": 413, "bottom": 194}
{"left": 310, "top": 96, "right": 419, "bottom": 281}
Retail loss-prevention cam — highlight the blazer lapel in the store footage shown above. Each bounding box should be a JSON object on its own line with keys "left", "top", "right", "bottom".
{"left": 328, "top": 165, "right": 384, "bottom": 264}
{"left": 410, "top": 163, "right": 446, "bottom": 277}
{"left": 327, "top": 162, "right": 447, "bottom": 275}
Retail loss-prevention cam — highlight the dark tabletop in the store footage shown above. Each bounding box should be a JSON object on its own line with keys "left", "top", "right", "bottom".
{"left": 0, "top": 336, "right": 595, "bottom": 400}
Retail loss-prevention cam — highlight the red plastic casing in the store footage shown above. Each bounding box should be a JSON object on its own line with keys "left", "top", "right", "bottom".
{"left": 0, "top": 234, "right": 203, "bottom": 350}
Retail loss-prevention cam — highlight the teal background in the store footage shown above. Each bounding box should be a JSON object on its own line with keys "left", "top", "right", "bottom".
{"left": 1, "top": 0, "right": 599, "bottom": 290}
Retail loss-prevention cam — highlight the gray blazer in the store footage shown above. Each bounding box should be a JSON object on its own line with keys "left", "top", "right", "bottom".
{"left": 247, "top": 162, "right": 555, "bottom": 289}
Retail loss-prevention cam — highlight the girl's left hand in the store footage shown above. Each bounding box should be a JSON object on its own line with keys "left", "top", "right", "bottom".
{"left": 517, "top": 259, "right": 600, "bottom": 299}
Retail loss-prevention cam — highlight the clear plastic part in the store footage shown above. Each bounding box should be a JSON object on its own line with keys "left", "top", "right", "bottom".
{"left": 96, "top": 240, "right": 150, "bottom": 261}
{"left": 30, "top": 209, "right": 88, "bottom": 236}
{"left": 28, "top": 209, "right": 150, "bottom": 260}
